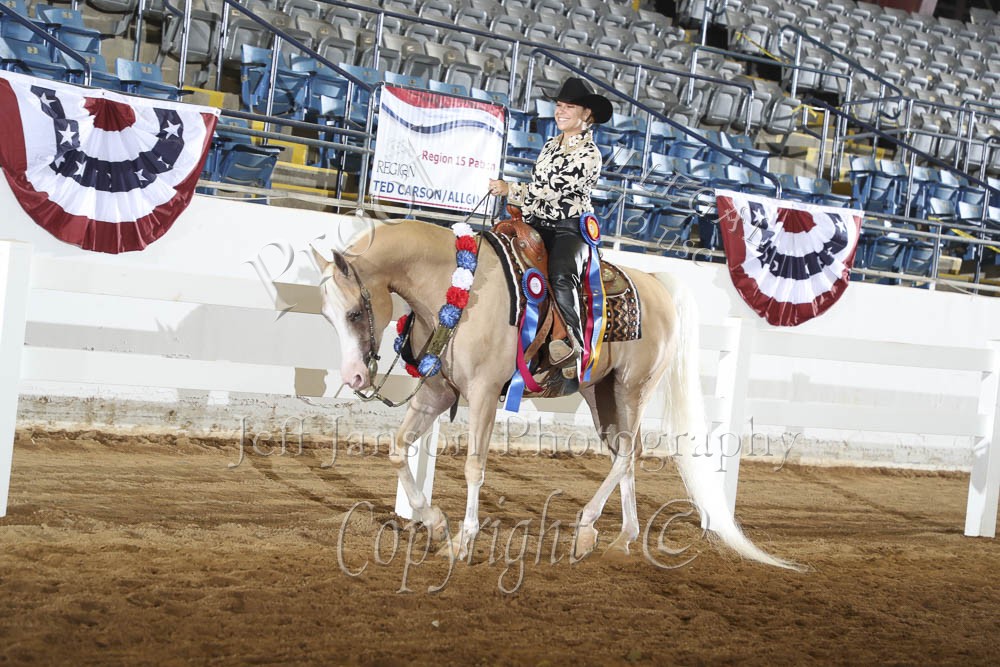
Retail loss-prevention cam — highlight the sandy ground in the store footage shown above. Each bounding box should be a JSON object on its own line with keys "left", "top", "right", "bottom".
{"left": 0, "top": 429, "right": 998, "bottom": 666}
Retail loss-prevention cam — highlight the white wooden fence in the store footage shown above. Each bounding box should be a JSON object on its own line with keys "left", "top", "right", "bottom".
{"left": 0, "top": 239, "right": 997, "bottom": 538}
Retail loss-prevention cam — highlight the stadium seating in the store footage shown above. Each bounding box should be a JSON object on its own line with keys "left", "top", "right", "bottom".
{"left": 35, "top": 0, "right": 995, "bottom": 284}
{"left": 201, "top": 117, "right": 282, "bottom": 198}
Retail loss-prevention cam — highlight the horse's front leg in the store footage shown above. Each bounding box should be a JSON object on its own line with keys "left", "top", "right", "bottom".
{"left": 440, "top": 387, "right": 501, "bottom": 561}
{"left": 390, "top": 380, "right": 457, "bottom": 541}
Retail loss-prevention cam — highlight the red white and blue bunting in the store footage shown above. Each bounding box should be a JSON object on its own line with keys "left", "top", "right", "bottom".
{"left": 716, "top": 189, "right": 863, "bottom": 327}
{"left": 0, "top": 71, "right": 219, "bottom": 254}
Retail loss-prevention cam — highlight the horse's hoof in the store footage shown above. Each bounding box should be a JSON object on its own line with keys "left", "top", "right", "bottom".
{"left": 437, "top": 534, "right": 467, "bottom": 562}
{"left": 603, "top": 536, "right": 632, "bottom": 562}
{"left": 435, "top": 542, "right": 458, "bottom": 561}
{"left": 423, "top": 506, "right": 448, "bottom": 543}
{"left": 573, "top": 524, "right": 599, "bottom": 561}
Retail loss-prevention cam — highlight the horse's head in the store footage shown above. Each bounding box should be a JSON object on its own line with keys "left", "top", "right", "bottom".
{"left": 314, "top": 248, "right": 394, "bottom": 391}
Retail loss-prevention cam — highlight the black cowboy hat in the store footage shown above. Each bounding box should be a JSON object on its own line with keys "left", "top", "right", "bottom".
{"left": 551, "top": 77, "right": 614, "bottom": 125}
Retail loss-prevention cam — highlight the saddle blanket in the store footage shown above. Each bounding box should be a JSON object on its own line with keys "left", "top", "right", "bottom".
{"left": 481, "top": 230, "right": 642, "bottom": 342}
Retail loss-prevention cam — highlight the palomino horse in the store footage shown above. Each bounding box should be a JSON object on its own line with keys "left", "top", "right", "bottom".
{"left": 315, "top": 218, "right": 793, "bottom": 568}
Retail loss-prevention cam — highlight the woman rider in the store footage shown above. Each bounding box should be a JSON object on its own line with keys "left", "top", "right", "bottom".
{"left": 488, "top": 77, "right": 612, "bottom": 378}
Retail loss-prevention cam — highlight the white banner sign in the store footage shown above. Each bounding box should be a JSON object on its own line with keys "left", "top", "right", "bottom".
{"left": 369, "top": 85, "right": 505, "bottom": 212}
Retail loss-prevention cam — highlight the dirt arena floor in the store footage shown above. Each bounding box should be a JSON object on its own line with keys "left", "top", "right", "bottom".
{"left": 1, "top": 429, "right": 998, "bottom": 666}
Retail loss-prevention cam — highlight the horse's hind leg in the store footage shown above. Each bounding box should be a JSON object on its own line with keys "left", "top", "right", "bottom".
{"left": 576, "top": 376, "right": 654, "bottom": 559}
{"left": 607, "top": 423, "right": 643, "bottom": 556}
{"left": 574, "top": 377, "right": 627, "bottom": 558}
{"left": 390, "top": 380, "right": 457, "bottom": 540}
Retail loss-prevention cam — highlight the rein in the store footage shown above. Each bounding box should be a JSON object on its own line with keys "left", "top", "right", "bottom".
{"left": 349, "top": 195, "right": 491, "bottom": 408}
{"left": 346, "top": 261, "right": 414, "bottom": 407}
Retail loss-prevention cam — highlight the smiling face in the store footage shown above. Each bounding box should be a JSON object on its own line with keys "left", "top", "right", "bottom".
{"left": 554, "top": 101, "right": 592, "bottom": 136}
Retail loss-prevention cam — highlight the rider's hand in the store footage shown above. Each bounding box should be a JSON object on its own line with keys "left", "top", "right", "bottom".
{"left": 488, "top": 179, "right": 509, "bottom": 197}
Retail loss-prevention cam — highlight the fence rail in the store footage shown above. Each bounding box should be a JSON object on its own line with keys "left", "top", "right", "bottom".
{"left": 1, "top": 238, "right": 997, "bottom": 537}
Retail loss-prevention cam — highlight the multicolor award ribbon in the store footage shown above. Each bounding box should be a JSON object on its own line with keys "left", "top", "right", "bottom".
{"left": 579, "top": 212, "right": 606, "bottom": 382}
{"left": 504, "top": 268, "right": 547, "bottom": 412}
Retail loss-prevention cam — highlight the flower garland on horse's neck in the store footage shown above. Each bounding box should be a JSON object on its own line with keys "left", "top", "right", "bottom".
{"left": 393, "top": 223, "right": 478, "bottom": 378}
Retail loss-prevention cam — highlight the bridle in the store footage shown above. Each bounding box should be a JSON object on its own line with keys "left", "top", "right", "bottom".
{"left": 342, "top": 260, "right": 427, "bottom": 408}
{"left": 339, "top": 194, "right": 490, "bottom": 408}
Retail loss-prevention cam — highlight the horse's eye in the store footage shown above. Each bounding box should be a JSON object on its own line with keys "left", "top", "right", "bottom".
{"left": 347, "top": 310, "right": 363, "bottom": 323}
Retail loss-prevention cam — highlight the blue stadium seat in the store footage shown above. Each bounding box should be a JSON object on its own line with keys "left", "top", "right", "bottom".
{"left": 60, "top": 51, "right": 121, "bottom": 90}
{"left": 116, "top": 58, "right": 185, "bottom": 100}
{"left": 533, "top": 98, "right": 556, "bottom": 137}
{"left": 906, "top": 165, "right": 939, "bottom": 218}
{"left": 591, "top": 177, "right": 620, "bottom": 221}
{"left": 384, "top": 70, "right": 428, "bottom": 90}
{"left": 667, "top": 127, "right": 709, "bottom": 160}
{"left": 849, "top": 155, "right": 901, "bottom": 214}
{"left": 607, "top": 145, "right": 643, "bottom": 179}
{"left": 809, "top": 178, "right": 852, "bottom": 207}
{"left": 471, "top": 86, "right": 508, "bottom": 107}
{"left": 506, "top": 130, "right": 545, "bottom": 161}
{"left": 613, "top": 113, "right": 647, "bottom": 151}
{"left": 647, "top": 152, "right": 678, "bottom": 179}
{"left": 428, "top": 79, "right": 468, "bottom": 98}
{"left": 929, "top": 169, "right": 966, "bottom": 204}
{"left": 201, "top": 117, "right": 282, "bottom": 200}
{"left": 647, "top": 121, "right": 677, "bottom": 155}
{"left": 0, "top": 36, "right": 68, "bottom": 81}
{"left": 777, "top": 173, "right": 813, "bottom": 202}
{"left": 0, "top": 0, "right": 48, "bottom": 46}
{"left": 899, "top": 224, "right": 937, "bottom": 285}
{"left": 290, "top": 57, "right": 348, "bottom": 119}
{"left": 854, "top": 219, "right": 911, "bottom": 284}
{"left": 239, "top": 45, "right": 310, "bottom": 118}
{"left": 721, "top": 132, "right": 769, "bottom": 170}
{"left": 34, "top": 6, "right": 103, "bottom": 56}
{"left": 650, "top": 210, "right": 695, "bottom": 258}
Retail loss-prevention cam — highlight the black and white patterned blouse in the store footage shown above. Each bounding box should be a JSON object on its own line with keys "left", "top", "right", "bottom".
{"left": 507, "top": 129, "right": 602, "bottom": 223}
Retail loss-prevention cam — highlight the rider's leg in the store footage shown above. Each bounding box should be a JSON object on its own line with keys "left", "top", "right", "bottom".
{"left": 543, "top": 227, "right": 589, "bottom": 377}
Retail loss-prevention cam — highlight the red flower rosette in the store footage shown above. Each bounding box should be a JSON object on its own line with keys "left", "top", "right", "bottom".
{"left": 456, "top": 236, "right": 477, "bottom": 253}
{"left": 405, "top": 363, "right": 421, "bottom": 378}
{"left": 396, "top": 312, "right": 410, "bottom": 335}
{"left": 446, "top": 286, "right": 470, "bottom": 309}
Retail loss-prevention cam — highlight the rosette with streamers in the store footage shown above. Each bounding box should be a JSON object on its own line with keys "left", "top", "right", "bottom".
{"left": 579, "top": 212, "right": 606, "bottom": 382}
{"left": 504, "top": 268, "right": 547, "bottom": 412}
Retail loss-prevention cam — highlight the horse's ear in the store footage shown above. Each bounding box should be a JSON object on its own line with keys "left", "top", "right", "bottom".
{"left": 310, "top": 245, "right": 330, "bottom": 273}
{"left": 331, "top": 250, "right": 351, "bottom": 278}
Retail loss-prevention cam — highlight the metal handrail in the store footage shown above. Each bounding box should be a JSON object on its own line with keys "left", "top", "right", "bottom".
{"left": 519, "top": 54, "right": 756, "bottom": 132}
{"left": 0, "top": 4, "right": 91, "bottom": 85}
{"left": 535, "top": 48, "right": 782, "bottom": 245}
{"left": 689, "top": 42, "right": 852, "bottom": 112}
{"left": 216, "top": 0, "right": 386, "bottom": 205}
{"left": 305, "top": 0, "right": 752, "bottom": 118}
{"left": 217, "top": 0, "right": 375, "bottom": 95}
{"left": 816, "top": 96, "right": 1000, "bottom": 285}
{"left": 535, "top": 48, "right": 782, "bottom": 196}
{"left": 816, "top": 97, "right": 1000, "bottom": 221}
{"left": 777, "top": 24, "right": 906, "bottom": 101}
{"left": 159, "top": 0, "right": 192, "bottom": 88}
{"left": 235, "top": 0, "right": 642, "bottom": 108}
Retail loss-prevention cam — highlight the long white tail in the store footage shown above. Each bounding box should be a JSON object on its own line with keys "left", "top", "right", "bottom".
{"left": 655, "top": 272, "right": 801, "bottom": 571}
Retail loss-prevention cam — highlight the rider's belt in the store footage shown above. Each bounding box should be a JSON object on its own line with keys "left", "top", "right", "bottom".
{"left": 529, "top": 216, "right": 577, "bottom": 230}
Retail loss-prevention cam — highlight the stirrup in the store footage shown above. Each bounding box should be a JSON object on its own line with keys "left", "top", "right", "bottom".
{"left": 548, "top": 338, "right": 580, "bottom": 379}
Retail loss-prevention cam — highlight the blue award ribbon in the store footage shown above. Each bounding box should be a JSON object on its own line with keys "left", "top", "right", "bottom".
{"left": 504, "top": 268, "right": 547, "bottom": 412}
